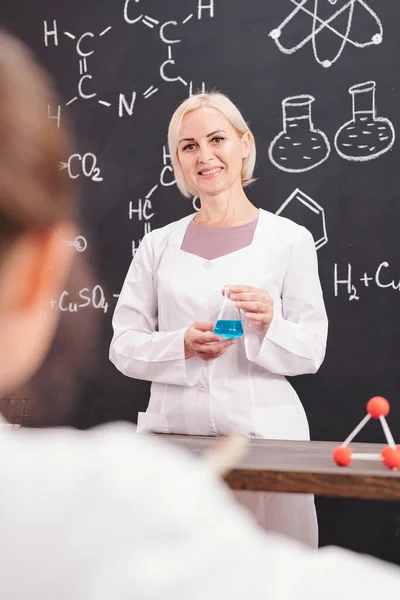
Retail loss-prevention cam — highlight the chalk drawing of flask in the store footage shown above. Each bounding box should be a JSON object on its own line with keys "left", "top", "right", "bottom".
{"left": 269, "top": 95, "right": 331, "bottom": 173}
{"left": 334, "top": 81, "right": 395, "bottom": 161}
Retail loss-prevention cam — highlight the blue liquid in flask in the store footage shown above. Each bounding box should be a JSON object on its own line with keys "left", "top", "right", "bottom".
{"left": 214, "top": 319, "right": 243, "bottom": 339}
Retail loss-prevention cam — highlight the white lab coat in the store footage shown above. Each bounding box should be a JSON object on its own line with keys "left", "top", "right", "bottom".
{"left": 1, "top": 421, "right": 400, "bottom": 599}
{"left": 110, "top": 208, "right": 328, "bottom": 546}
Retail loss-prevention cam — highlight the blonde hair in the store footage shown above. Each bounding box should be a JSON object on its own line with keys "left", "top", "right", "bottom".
{"left": 168, "top": 91, "right": 256, "bottom": 198}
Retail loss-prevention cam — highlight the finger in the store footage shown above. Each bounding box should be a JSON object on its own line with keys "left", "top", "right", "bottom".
{"left": 244, "top": 312, "right": 271, "bottom": 322}
{"left": 194, "top": 331, "right": 224, "bottom": 344}
{"left": 235, "top": 301, "right": 267, "bottom": 313}
{"left": 195, "top": 340, "right": 235, "bottom": 355}
{"left": 221, "top": 287, "right": 234, "bottom": 296}
{"left": 230, "top": 292, "right": 259, "bottom": 302}
{"left": 230, "top": 287, "right": 272, "bottom": 300}
{"left": 193, "top": 321, "right": 216, "bottom": 331}
{"left": 197, "top": 344, "right": 233, "bottom": 360}
{"left": 196, "top": 340, "right": 235, "bottom": 354}
{"left": 228, "top": 285, "right": 256, "bottom": 294}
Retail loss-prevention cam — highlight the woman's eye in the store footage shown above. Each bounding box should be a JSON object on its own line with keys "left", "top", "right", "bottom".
{"left": 183, "top": 143, "right": 196, "bottom": 151}
{"left": 211, "top": 136, "right": 224, "bottom": 144}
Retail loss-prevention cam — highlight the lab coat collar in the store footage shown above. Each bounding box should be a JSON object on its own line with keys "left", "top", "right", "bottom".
{"left": 170, "top": 208, "right": 268, "bottom": 250}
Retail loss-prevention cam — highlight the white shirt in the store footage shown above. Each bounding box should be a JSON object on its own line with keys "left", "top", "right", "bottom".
{"left": 110, "top": 209, "right": 328, "bottom": 440}
{"left": 0, "top": 422, "right": 399, "bottom": 599}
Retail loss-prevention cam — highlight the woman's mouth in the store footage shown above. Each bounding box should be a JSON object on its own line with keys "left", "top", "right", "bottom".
{"left": 198, "top": 167, "right": 223, "bottom": 179}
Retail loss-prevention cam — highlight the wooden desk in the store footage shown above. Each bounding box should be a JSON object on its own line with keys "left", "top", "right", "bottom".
{"left": 163, "top": 436, "right": 400, "bottom": 501}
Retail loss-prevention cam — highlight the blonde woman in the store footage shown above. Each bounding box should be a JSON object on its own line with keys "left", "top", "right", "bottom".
{"left": 110, "top": 92, "right": 329, "bottom": 547}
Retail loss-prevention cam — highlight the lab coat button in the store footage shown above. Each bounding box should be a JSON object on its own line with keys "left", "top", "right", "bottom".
{"left": 204, "top": 261, "right": 211, "bottom": 268}
{"left": 199, "top": 386, "right": 207, "bottom": 394}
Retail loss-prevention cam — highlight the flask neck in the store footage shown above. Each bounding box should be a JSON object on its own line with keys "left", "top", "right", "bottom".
{"left": 350, "top": 83, "right": 376, "bottom": 121}
{"left": 283, "top": 97, "right": 313, "bottom": 134}
{"left": 223, "top": 285, "right": 232, "bottom": 300}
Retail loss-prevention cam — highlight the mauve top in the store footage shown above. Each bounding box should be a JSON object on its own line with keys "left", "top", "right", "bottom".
{"left": 181, "top": 215, "right": 259, "bottom": 260}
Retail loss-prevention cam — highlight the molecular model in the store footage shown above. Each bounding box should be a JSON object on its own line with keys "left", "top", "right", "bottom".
{"left": 333, "top": 396, "right": 400, "bottom": 470}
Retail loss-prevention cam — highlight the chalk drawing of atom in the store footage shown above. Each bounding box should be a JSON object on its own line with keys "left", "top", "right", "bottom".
{"left": 269, "top": 0, "right": 383, "bottom": 68}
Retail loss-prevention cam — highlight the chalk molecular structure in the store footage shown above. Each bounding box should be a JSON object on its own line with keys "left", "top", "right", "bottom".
{"left": 269, "top": 0, "right": 383, "bottom": 69}
{"left": 333, "top": 396, "right": 400, "bottom": 469}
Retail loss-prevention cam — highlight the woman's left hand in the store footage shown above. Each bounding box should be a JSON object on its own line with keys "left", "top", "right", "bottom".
{"left": 226, "top": 285, "right": 274, "bottom": 335}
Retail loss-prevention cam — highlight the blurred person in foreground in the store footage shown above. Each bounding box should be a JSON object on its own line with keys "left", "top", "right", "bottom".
{"left": 0, "top": 29, "right": 399, "bottom": 600}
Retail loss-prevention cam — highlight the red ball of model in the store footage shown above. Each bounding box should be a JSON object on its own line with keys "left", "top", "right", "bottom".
{"left": 333, "top": 446, "right": 352, "bottom": 466}
{"left": 381, "top": 446, "right": 400, "bottom": 469}
{"left": 366, "top": 396, "right": 390, "bottom": 419}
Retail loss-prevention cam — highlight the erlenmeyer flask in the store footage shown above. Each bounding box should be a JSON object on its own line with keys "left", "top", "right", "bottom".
{"left": 214, "top": 286, "right": 243, "bottom": 339}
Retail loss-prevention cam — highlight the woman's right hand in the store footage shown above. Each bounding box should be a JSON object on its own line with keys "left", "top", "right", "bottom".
{"left": 184, "top": 321, "right": 236, "bottom": 361}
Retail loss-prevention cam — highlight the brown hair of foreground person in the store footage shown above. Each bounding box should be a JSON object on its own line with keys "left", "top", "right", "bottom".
{"left": 0, "top": 31, "right": 96, "bottom": 427}
{"left": 0, "top": 32, "right": 74, "bottom": 250}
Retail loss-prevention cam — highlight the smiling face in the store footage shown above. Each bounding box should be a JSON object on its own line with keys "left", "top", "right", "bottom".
{"left": 177, "top": 106, "right": 250, "bottom": 198}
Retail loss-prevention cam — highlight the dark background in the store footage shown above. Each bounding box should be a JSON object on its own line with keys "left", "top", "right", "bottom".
{"left": 2, "top": 0, "right": 400, "bottom": 564}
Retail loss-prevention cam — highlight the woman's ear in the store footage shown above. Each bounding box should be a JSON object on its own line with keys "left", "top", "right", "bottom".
{"left": 1, "top": 222, "right": 77, "bottom": 314}
{"left": 0, "top": 222, "right": 77, "bottom": 394}
{"left": 241, "top": 131, "right": 251, "bottom": 159}
{"left": 39, "top": 222, "right": 78, "bottom": 311}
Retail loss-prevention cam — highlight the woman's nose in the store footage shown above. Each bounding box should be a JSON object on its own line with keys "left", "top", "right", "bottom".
{"left": 197, "top": 144, "right": 214, "bottom": 163}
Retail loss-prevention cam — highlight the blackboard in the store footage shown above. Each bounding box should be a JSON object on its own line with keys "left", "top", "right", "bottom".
{"left": 2, "top": 0, "right": 400, "bottom": 564}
